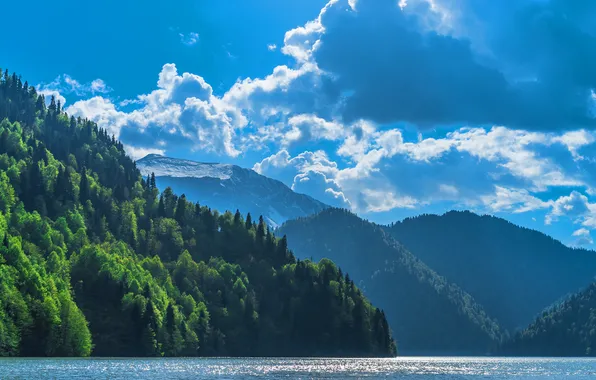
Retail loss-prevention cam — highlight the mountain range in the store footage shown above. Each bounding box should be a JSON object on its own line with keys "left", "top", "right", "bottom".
{"left": 278, "top": 209, "right": 504, "bottom": 355}
{"left": 136, "top": 153, "right": 596, "bottom": 356}
{"left": 137, "top": 154, "right": 328, "bottom": 228}
{"left": 386, "top": 211, "right": 596, "bottom": 331}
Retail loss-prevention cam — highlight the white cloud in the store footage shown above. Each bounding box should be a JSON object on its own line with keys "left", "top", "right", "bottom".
{"left": 284, "top": 114, "right": 345, "bottom": 146}
{"left": 179, "top": 32, "right": 199, "bottom": 46}
{"left": 480, "top": 186, "right": 550, "bottom": 214}
{"left": 361, "top": 189, "right": 418, "bottom": 212}
{"left": 267, "top": 43, "right": 277, "bottom": 51}
{"left": 66, "top": 64, "right": 244, "bottom": 157}
{"left": 37, "top": 74, "right": 112, "bottom": 100}
{"left": 90, "top": 79, "right": 111, "bottom": 94}
{"left": 544, "top": 191, "right": 596, "bottom": 230}
{"left": 38, "top": 89, "right": 67, "bottom": 107}
{"left": 66, "top": 96, "right": 127, "bottom": 137}
{"left": 368, "top": 126, "right": 589, "bottom": 192}
{"left": 52, "top": 0, "right": 596, "bottom": 224}
{"left": 222, "top": 62, "right": 327, "bottom": 127}
{"left": 253, "top": 149, "right": 349, "bottom": 208}
{"left": 547, "top": 191, "right": 590, "bottom": 225}
{"left": 572, "top": 228, "right": 594, "bottom": 246}
{"left": 573, "top": 228, "right": 591, "bottom": 237}
{"left": 552, "top": 130, "right": 596, "bottom": 160}
{"left": 124, "top": 145, "right": 166, "bottom": 160}
{"left": 439, "top": 184, "right": 459, "bottom": 196}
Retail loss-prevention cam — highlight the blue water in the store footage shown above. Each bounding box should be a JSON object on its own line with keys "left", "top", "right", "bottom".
{"left": 1, "top": 357, "right": 595, "bottom": 379}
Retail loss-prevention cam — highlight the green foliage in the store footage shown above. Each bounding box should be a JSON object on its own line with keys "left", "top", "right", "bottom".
{"left": 0, "top": 70, "right": 395, "bottom": 357}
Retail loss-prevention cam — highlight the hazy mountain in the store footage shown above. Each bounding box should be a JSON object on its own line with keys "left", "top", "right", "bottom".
{"left": 386, "top": 210, "right": 596, "bottom": 331}
{"left": 501, "top": 283, "right": 596, "bottom": 357}
{"left": 278, "top": 208, "right": 504, "bottom": 355}
{"left": 137, "top": 154, "right": 328, "bottom": 227}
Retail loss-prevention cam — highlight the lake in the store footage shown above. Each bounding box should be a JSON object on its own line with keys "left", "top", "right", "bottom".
{"left": 1, "top": 357, "right": 595, "bottom": 379}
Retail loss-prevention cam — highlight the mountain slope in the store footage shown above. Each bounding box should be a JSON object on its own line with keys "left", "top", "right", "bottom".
{"left": 386, "top": 211, "right": 596, "bottom": 331}
{"left": 0, "top": 70, "right": 395, "bottom": 357}
{"left": 279, "top": 208, "right": 504, "bottom": 355}
{"left": 137, "top": 154, "right": 328, "bottom": 228}
{"left": 501, "top": 283, "right": 596, "bottom": 357}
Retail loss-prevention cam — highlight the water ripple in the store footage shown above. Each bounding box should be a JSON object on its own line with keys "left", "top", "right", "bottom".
{"left": 1, "top": 357, "right": 596, "bottom": 379}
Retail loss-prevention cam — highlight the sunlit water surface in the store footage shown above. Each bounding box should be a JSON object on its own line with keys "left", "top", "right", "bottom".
{"left": 1, "top": 357, "right": 596, "bottom": 379}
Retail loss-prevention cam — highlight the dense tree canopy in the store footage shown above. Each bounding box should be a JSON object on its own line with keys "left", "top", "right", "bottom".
{"left": 0, "top": 69, "right": 396, "bottom": 357}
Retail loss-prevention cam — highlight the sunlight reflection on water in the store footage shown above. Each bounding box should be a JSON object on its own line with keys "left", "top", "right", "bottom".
{"left": 1, "top": 357, "right": 596, "bottom": 379}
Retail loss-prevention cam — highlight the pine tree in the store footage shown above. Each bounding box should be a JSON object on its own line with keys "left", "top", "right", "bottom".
{"left": 79, "top": 168, "right": 90, "bottom": 202}
{"left": 234, "top": 209, "right": 242, "bottom": 226}
{"left": 175, "top": 194, "right": 187, "bottom": 224}
{"left": 245, "top": 213, "right": 252, "bottom": 230}
{"left": 158, "top": 195, "right": 166, "bottom": 218}
{"left": 48, "top": 95, "right": 57, "bottom": 113}
{"left": 256, "top": 215, "right": 266, "bottom": 243}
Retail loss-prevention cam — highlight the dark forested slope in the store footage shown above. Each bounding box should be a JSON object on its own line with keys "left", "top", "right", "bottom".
{"left": 501, "top": 284, "right": 596, "bottom": 357}
{"left": 0, "top": 70, "right": 395, "bottom": 357}
{"left": 387, "top": 211, "right": 596, "bottom": 331}
{"left": 278, "top": 208, "right": 503, "bottom": 355}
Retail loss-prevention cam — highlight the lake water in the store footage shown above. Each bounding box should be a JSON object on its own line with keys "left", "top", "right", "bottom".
{"left": 1, "top": 357, "right": 596, "bottom": 379}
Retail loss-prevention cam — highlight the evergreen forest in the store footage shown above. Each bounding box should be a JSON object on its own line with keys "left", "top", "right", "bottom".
{"left": 0, "top": 69, "right": 396, "bottom": 357}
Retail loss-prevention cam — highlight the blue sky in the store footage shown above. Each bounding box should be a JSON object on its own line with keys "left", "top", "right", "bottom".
{"left": 3, "top": 0, "right": 596, "bottom": 248}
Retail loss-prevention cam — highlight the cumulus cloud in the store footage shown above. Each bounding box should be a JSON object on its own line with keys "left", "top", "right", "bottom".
{"left": 66, "top": 56, "right": 596, "bottom": 222}
{"left": 66, "top": 64, "right": 244, "bottom": 157}
{"left": 56, "top": 0, "right": 596, "bottom": 235}
{"left": 222, "top": 63, "right": 338, "bottom": 127}
{"left": 66, "top": 97, "right": 127, "bottom": 137}
{"left": 277, "top": 0, "right": 596, "bottom": 130}
{"left": 253, "top": 120, "right": 596, "bottom": 219}
{"left": 253, "top": 149, "right": 350, "bottom": 208}
{"left": 545, "top": 191, "right": 596, "bottom": 230}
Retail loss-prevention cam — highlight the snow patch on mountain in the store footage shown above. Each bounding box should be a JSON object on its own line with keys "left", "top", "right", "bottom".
{"left": 137, "top": 154, "right": 233, "bottom": 180}
{"left": 136, "top": 154, "right": 329, "bottom": 227}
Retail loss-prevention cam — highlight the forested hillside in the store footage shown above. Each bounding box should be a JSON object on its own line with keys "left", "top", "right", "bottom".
{"left": 500, "top": 284, "right": 596, "bottom": 357}
{"left": 387, "top": 211, "right": 596, "bottom": 331}
{"left": 278, "top": 208, "right": 504, "bottom": 355}
{"left": 0, "top": 70, "right": 396, "bottom": 357}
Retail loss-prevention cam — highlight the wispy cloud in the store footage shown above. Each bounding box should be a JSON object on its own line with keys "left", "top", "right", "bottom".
{"left": 179, "top": 32, "right": 199, "bottom": 46}
{"left": 37, "top": 74, "right": 112, "bottom": 105}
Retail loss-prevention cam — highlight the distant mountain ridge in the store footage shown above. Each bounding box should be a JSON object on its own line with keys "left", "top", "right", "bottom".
{"left": 278, "top": 208, "right": 504, "bottom": 355}
{"left": 137, "top": 154, "right": 328, "bottom": 227}
{"left": 386, "top": 210, "right": 596, "bottom": 331}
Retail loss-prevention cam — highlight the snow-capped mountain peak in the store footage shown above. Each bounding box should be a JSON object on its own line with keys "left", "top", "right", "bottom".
{"left": 136, "top": 154, "right": 328, "bottom": 227}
